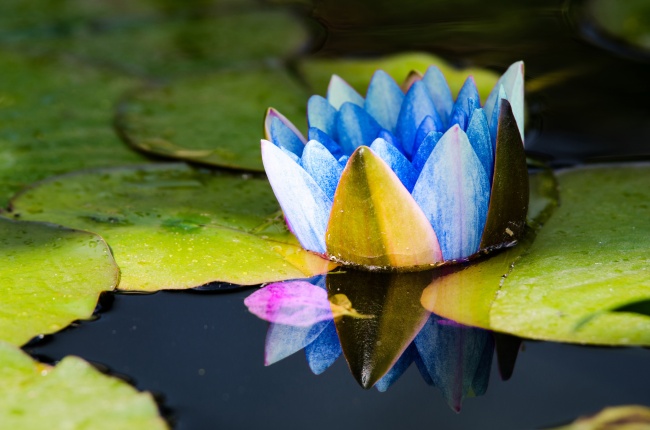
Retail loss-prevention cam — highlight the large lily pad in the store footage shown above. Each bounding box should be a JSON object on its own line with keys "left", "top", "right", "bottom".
{"left": 423, "top": 164, "right": 650, "bottom": 346}
{"left": 117, "top": 68, "right": 309, "bottom": 171}
{"left": 0, "top": 50, "right": 147, "bottom": 208}
{"left": 10, "top": 164, "right": 335, "bottom": 291}
{"left": 298, "top": 52, "right": 499, "bottom": 102}
{"left": 0, "top": 217, "right": 118, "bottom": 346}
{"left": 0, "top": 341, "right": 168, "bottom": 429}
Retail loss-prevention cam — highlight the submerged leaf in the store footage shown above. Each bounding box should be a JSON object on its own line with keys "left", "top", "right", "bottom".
{"left": 0, "top": 342, "right": 168, "bottom": 430}
{"left": 0, "top": 217, "right": 118, "bottom": 346}
{"left": 10, "top": 164, "right": 335, "bottom": 291}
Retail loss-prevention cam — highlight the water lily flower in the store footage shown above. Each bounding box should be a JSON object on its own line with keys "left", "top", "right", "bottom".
{"left": 262, "top": 61, "right": 528, "bottom": 269}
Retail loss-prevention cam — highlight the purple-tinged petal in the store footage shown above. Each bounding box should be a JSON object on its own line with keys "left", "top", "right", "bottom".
{"left": 466, "top": 108, "right": 494, "bottom": 180}
{"left": 487, "top": 85, "right": 507, "bottom": 146}
{"left": 308, "top": 95, "right": 338, "bottom": 139}
{"left": 369, "top": 138, "right": 418, "bottom": 192}
{"left": 327, "top": 74, "right": 364, "bottom": 110}
{"left": 375, "top": 343, "right": 416, "bottom": 392}
{"left": 308, "top": 127, "right": 344, "bottom": 159}
{"left": 301, "top": 140, "right": 344, "bottom": 200}
{"left": 336, "top": 102, "right": 382, "bottom": 155}
{"left": 413, "top": 115, "right": 438, "bottom": 156}
{"left": 376, "top": 129, "right": 406, "bottom": 156}
{"left": 396, "top": 81, "right": 443, "bottom": 157}
{"left": 422, "top": 66, "right": 454, "bottom": 126}
{"left": 265, "top": 320, "right": 329, "bottom": 366}
{"left": 412, "top": 131, "right": 443, "bottom": 173}
{"left": 365, "top": 70, "right": 405, "bottom": 132}
{"left": 412, "top": 125, "right": 490, "bottom": 260}
{"left": 264, "top": 108, "right": 306, "bottom": 156}
{"left": 338, "top": 155, "right": 349, "bottom": 167}
{"left": 244, "top": 281, "right": 333, "bottom": 326}
{"left": 305, "top": 320, "right": 342, "bottom": 375}
{"left": 449, "top": 76, "right": 480, "bottom": 130}
{"left": 262, "top": 139, "right": 332, "bottom": 254}
{"left": 485, "top": 61, "right": 524, "bottom": 143}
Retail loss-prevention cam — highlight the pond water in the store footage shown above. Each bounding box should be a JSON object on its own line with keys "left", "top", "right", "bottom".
{"left": 17, "top": 0, "right": 650, "bottom": 428}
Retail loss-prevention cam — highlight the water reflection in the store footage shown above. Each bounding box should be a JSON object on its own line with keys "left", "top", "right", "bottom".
{"left": 245, "top": 270, "right": 520, "bottom": 411}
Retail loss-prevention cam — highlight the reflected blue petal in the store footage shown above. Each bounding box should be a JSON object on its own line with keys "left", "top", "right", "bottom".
{"left": 327, "top": 74, "right": 364, "bottom": 110}
{"left": 301, "top": 140, "right": 345, "bottom": 200}
{"left": 449, "top": 77, "right": 480, "bottom": 131}
{"left": 375, "top": 343, "right": 416, "bottom": 392}
{"left": 262, "top": 140, "right": 332, "bottom": 254}
{"left": 265, "top": 320, "right": 329, "bottom": 366}
{"left": 305, "top": 321, "right": 342, "bottom": 375}
{"left": 413, "top": 115, "right": 437, "bottom": 156}
{"left": 412, "top": 126, "right": 490, "bottom": 260}
{"left": 422, "top": 66, "right": 454, "bottom": 126}
{"left": 396, "top": 81, "right": 443, "bottom": 157}
{"left": 365, "top": 70, "right": 404, "bottom": 132}
{"left": 337, "top": 102, "right": 382, "bottom": 155}
{"left": 308, "top": 127, "right": 344, "bottom": 159}
{"left": 308, "top": 95, "right": 338, "bottom": 139}
{"left": 471, "top": 334, "right": 495, "bottom": 396}
{"left": 466, "top": 108, "right": 494, "bottom": 181}
{"left": 269, "top": 116, "right": 305, "bottom": 156}
{"left": 412, "top": 131, "right": 443, "bottom": 174}
{"left": 369, "top": 138, "right": 418, "bottom": 192}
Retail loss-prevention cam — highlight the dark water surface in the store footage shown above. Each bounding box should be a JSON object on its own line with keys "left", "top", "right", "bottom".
{"left": 22, "top": 0, "right": 650, "bottom": 428}
{"left": 25, "top": 290, "right": 650, "bottom": 430}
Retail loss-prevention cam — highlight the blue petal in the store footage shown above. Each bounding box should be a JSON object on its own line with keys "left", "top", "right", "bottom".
{"left": 336, "top": 102, "right": 382, "bottom": 155}
{"left": 375, "top": 343, "right": 416, "bottom": 392}
{"left": 422, "top": 66, "right": 454, "bottom": 126}
{"left": 308, "top": 95, "right": 338, "bottom": 139}
{"left": 301, "top": 140, "right": 345, "bottom": 200}
{"left": 369, "top": 138, "right": 418, "bottom": 192}
{"left": 487, "top": 85, "right": 506, "bottom": 146}
{"left": 338, "top": 155, "right": 349, "bottom": 167}
{"left": 304, "top": 321, "right": 342, "bottom": 375}
{"left": 265, "top": 320, "right": 329, "bottom": 366}
{"left": 485, "top": 61, "right": 524, "bottom": 143}
{"left": 413, "top": 115, "right": 437, "bottom": 156}
{"left": 449, "top": 77, "right": 480, "bottom": 131}
{"left": 265, "top": 109, "right": 306, "bottom": 156}
{"left": 308, "top": 127, "right": 344, "bottom": 159}
{"left": 396, "top": 81, "right": 443, "bottom": 157}
{"left": 466, "top": 108, "right": 494, "bottom": 181}
{"left": 471, "top": 334, "right": 494, "bottom": 396}
{"left": 411, "top": 131, "right": 442, "bottom": 173}
{"left": 365, "top": 70, "right": 404, "bottom": 132}
{"left": 327, "top": 74, "right": 364, "bottom": 110}
{"left": 411, "top": 126, "right": 490, "bottom": 260}
{"left": 376, "top": 129, "right": 406, "bottom": 156}
{"left": 261, "top": 140, "right": 332, "bottom": 254}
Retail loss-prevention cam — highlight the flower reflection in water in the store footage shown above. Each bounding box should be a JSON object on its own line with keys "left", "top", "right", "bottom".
{"left": 244, "top": 270, "right": 519, "bottom": 411}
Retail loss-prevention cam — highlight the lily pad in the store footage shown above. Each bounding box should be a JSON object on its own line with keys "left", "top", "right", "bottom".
{"left": 298, "top": 52, "right": 499, "bottom": 102}
{"left": 423, "top": 164, "right": 650, "bottom": 346}
{"left": 549, "top": 405, "right": 650, "bottom": 430}
{"left": 0, "top": 341, "right": 168, "bottom": 429}
{"left": 10, "top": 164, "right": 335, "bottom": 291}
{"left": 0, "top": 217, "right": 118, "bottom": 346}
{"left": 117, "top": 68, "right": 309, "bottom": 171}
{"left": 0, "top": 50, "right": 147, "bottom": 208}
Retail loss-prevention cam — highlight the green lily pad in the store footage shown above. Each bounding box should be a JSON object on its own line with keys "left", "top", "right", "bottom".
{"left": 0, "top": 217, "right": 118, "bottom": 346}
{"left": 549, "top": 405, "right": 650, "bottom": 430}
{"left": 588, "top": 0, "right": 650, "bottom": 52}
{"left": 0, "top": 50, "right": 147, "bottom": 208}
{"left": 10, "top": 164, "right": 335, "bottom": 291}
{"left": 0, "top": 341, "right": 168, "bottom": 429}
{"left": 298, "top": 52, "right": 499, "bottom": 102}
{"left": 116, "top": 68, "right": 309, "bottom": 171}
{"left": 424, "top": 164, "right": 650, "bottom": 346}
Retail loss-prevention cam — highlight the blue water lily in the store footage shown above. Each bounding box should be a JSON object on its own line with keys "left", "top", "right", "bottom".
{"left": 262, "top": 61, "right": 528, "bottom": 269}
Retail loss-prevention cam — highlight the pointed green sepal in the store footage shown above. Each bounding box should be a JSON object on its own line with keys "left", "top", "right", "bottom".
{"left": 326, "top": 146, "right": 442, "bottom": 269}
{"left": 479, "top": 99, "right": 529, "bottom": 250}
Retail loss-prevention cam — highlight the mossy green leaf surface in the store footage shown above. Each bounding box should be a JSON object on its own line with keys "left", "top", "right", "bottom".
{"left": 117, "top": 68, "right": 309, "bottom": 171}
{"left": 0, "top": 341, "right": 168, "bottom": 430}
{"left": 0, "top": 51, "right": 147, "bottom": 208}
{"left": 0, "top": 217, "right": 118, "bottom": 346}
{"left": 424, "top": 164, "right": 650, "bottom": 346}
{"left": 548, "top": 405, "right": 650, "bottom": 430}
{"left": 10, "top": 164, "right": 335, "bottom": 291}
{"left": 298, "top": 52, "right": 499, "bottom": 102}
